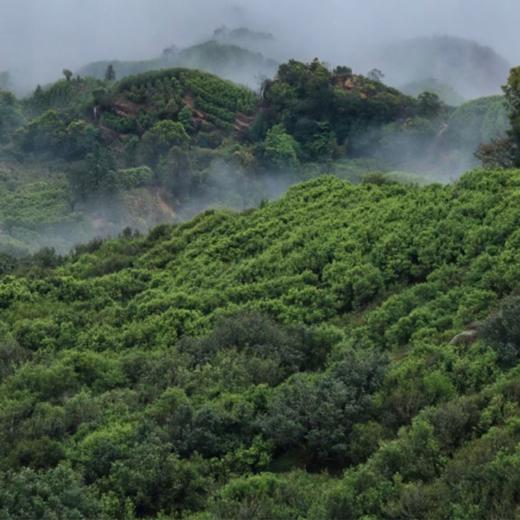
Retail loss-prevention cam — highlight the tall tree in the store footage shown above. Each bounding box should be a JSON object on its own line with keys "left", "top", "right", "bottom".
{"left": 104, "top": 64, "right": 116, "bottom": 82}
{"left": 367, "top": 68, "right": 385, "bottom": 82}
{"left": 504, "top": 66, "right": 520, "bottom": 165}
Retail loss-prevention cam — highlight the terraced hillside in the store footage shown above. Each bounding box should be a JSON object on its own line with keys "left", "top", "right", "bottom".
{"left": 111, "top": 68, "right": 258, "bottom": 134}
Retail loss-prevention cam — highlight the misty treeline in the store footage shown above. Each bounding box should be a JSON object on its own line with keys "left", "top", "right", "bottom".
{"left": 0, "top": 55, "right": 512, "bottom": 254}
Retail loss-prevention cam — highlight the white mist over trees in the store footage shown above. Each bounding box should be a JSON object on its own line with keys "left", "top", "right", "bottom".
{"left": 1, "top": 0, "right": 520, "bottom": 93}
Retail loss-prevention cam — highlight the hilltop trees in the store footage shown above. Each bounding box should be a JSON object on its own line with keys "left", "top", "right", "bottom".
{"left": 259, "top": 59, "right": 416, "bottom": 161}
{"left": 367, "top": 68, "right": 385, "bottom": 82}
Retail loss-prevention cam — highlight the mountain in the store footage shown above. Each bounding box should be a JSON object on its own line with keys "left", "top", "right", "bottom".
{"left": 2, "top": 169, "right": 520, "bottom": 518}
{"left": 212, "top": 25, "right": 278, "bottom": 56}
{"left": 370, "top": 35, "right": 511, "bottom": 100}
{"left": 212, "top": 26, "right": 275, "bottom": 48}
{"left": 164, "top": 41, "right": 278, "bottom": 87}
{"left": 0, "top": 68, "right": 263, "bottom": 252}
{"left": 400, "top": 77, "right": 465, "bottom": 106}
{"left": 78, "top": 40, "right": 278, "bottom": 89}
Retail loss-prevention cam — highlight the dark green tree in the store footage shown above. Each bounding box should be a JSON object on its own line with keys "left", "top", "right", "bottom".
{"left": 503, "top": 66, "right": 520, "bottom": 165}
{"left": 367, "top": 68, "right": 385, "bottom": 82}
{"left": 417, "top": 91, "right": 443, "bottom": 118}
{"left": 104, "top": 64, "right": 116, "bottom": 82}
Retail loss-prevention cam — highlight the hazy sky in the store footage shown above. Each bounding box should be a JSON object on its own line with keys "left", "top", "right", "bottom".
{"left": 1, "top": 0, "right": 519, "bottom": 88}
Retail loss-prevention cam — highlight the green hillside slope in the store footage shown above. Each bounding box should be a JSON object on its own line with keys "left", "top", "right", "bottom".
{"left": 2, "top": 168, "right": 520, "bottom": 518}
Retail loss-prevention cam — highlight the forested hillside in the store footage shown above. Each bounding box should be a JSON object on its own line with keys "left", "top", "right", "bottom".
{"left": 4, "top": 1, "right": 520, "bottom": 518}
{"left": 2, "top": 168, "right": 520, "bottom": 518}
{"left": 0, "top": 68, "right": 259, "bottom": 253}
{"left": 0, "top": 60, "right": 460, "bottom": 255}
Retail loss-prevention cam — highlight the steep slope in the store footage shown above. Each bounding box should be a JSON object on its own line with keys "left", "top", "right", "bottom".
{"left": 2, "top": 169, "right": 520, "bottom": 518}
{"left": 444, "top": 95, "right": 509, "bottom": 147}
{"left": 436, "top": 95, "right": 510, "bottom": 172}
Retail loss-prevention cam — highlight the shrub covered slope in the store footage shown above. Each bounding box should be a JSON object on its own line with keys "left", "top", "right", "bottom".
{"left": 2, "top": 168, "right": 520, "bottom": 518}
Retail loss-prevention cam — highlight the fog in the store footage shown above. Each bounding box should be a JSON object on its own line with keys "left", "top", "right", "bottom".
{"left": 1, "top": 0, "right": 519, "bottom": 93}
{"left": 0, "top": 0, "right": 517, "bottom": 253}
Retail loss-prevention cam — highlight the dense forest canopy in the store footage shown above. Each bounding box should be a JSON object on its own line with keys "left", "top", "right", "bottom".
{"left": 2, "top": 169, "right": 520, "bottom": 518}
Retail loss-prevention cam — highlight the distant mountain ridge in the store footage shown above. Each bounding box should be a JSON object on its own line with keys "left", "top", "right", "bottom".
{"left": 78, "top": 39, "right": 278, "bottom": 89}
{"left": 370, "top": 35, "right": 510, "bottom": 100}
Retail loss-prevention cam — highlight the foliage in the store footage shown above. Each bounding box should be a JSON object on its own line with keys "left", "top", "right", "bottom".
{"left": 0, "top": 169, "right": 520, "bottom": 517}
{"left": 117, "top": 166, "right": 154, "bottom": 190}
{"left": 0, "top": 92, "right": 23, "bottom": 143}
{"left": 261, "top": 124, "right": 300, "bottom": 171}
{"left": 481, "top": 296, "right": 520, "bottom": 367}
{"left": 140, "top": 120, "right": 189, "bottom": 165}
{"left": 257, "top": 58, "right": 417, "bottom": 161}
